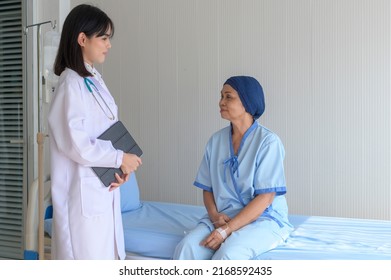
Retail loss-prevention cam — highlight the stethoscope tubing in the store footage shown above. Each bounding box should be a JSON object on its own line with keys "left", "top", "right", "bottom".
{"left": 84, "top": 77, "right": 115, "bottom": 120}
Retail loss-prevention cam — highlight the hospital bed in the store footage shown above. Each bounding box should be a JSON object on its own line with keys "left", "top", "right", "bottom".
{"left": 26, "top": 173, "right": 391, "bottom": 260}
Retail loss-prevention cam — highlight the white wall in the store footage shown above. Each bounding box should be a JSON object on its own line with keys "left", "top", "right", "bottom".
{"left": 39, "top": 0, "right": 390, "bottom": 220}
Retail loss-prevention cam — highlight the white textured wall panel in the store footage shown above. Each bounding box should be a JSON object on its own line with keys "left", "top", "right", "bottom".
{"left": 66, "top": 0, "right": 390, "bottom": 220}
{"left": 311, "top": 0, "right": 338, "bottom": 216}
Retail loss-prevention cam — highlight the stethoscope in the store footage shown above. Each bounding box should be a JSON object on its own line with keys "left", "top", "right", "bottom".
{"left": 84, "top": 77, "right": 115, "bottom": 120}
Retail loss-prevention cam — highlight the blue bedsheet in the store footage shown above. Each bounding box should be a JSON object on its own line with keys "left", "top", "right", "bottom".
{"left": 259, "top": 215, "right": 391, "bottom": 260}
{"left": 122, "top": 201, "right": 206, "bottom": 259}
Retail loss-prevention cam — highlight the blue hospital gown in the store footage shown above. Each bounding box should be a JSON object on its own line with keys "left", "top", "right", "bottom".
{"left": 173, "top": 121, "right": 293, "bottom": 260}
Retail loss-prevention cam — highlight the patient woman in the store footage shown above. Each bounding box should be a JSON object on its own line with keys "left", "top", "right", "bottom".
{"left": 173, "top": 76, "right": 293, "bottom": 260}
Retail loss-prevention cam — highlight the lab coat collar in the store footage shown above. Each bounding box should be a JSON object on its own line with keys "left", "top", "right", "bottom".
{"left": 84, "top": 62, "right": 101, "bottom": 79}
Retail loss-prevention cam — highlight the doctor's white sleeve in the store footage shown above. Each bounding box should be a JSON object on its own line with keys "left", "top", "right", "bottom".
{"left": 48, "top": 76, "right": 123, "bottom": 168}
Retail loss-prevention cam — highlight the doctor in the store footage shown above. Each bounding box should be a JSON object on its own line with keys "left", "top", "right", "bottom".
{"left": 48, "top": 4, "right": 141, "bottom": 260}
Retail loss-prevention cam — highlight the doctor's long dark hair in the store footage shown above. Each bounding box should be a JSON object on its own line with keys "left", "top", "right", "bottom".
{"left": 54, "top": 4, "right": 114, "bottom": 77}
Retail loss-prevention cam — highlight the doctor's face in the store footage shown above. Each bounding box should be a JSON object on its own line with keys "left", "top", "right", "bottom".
{"left": 219, "top": 84, "right": 247, "bottom": 122}
{"left": 79, "top": 29, "right": 112, "bottom": 65}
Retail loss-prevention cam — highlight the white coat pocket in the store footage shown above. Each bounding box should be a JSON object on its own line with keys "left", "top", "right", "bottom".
{"left": 80, "top": 177, "right": 112, "bottom": 218}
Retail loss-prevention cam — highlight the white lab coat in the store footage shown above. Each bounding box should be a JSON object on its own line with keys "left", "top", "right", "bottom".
{"left": 48, "top": 67, "right": 125, "bottom": 259}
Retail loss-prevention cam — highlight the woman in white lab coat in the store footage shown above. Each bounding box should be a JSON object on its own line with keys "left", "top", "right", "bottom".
{"left": 48, "top": 4, "right": 142, "bottom": 260}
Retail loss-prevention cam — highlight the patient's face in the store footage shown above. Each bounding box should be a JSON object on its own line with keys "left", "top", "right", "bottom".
{"left": 219, "top": 84, "right": 247, "bottom": 122}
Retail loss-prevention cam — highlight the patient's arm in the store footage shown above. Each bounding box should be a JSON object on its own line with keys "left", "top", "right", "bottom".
{"left": 226, "top": 192, "right": 275, "bottom": 234}
{"left": 203, "top": 190, "right": 230, "bottom": 228}
{"left": 200, "top": 192, "right": 275, "bottom": 250}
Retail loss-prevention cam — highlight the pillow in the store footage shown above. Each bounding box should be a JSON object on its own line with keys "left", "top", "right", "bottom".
{"left": 120, "top": 172, "right": 142, "bottom": 212}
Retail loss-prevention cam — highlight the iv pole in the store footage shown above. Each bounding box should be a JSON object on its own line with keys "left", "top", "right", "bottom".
{"left": 24, "top": 20, "right": 56, "bottom": 260}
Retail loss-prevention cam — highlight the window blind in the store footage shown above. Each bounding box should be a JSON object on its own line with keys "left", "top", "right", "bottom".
{"left": 0, "top": 0, "right": 24, "bottom": 260}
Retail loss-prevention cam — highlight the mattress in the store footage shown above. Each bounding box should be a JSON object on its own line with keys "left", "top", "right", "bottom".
{"left": 258, "top": 215, "right": 391, "bottom": 260}
{"left": 121, "top": 201, "right": 207, "bottom": 259}
{"left": 44, "top": 201, "right": 391, "bottom": 260}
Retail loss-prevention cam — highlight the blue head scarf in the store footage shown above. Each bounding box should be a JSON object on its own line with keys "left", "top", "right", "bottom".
{"left": 224, "top": 76, "right": 265, "bottom": 120}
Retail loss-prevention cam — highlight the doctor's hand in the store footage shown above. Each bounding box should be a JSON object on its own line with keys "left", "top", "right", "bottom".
{"left": 120, "top": 153, "right": 142, "bottom": 175}
{"left": 109, "top": 172, "right": 129, "bottom": 192}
